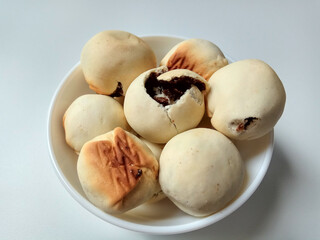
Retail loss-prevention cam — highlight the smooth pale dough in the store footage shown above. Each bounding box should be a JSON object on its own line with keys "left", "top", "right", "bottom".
{"left": 207, "top": 59, "right": 286, "bottom": 140}
{"left": 140, "top": 138, "right": 164, "bottom": 160}
{"left": 63, "top": 94, "right": 130, "bottom": 153}
{"left": 140, "top": 137, "right": 166, "bottom": 203}
{"left": 160, "top": 38, "right": 228, "bottom": 80}
{"left": 159, "top": 128, "right": 244, "bottom": 217}
{"left": 80, "top": 30, "right": 156, "bottom": 95}
{"left": 124, "top": 66, "right": 209, "bottom": 144}
{"left": 77, "top": 128, "right": 159, "bottom": 214}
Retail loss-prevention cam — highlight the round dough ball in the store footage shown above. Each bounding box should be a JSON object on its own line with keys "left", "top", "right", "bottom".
{"left": 77, "top": 127, "right": 159, "bottom": 214}
{"left": 159, "top": 128, "right": 244, "bottom": 217}
{"left": 124, "top": 66, "right": 209, "bottom": 144}
{"left": 160, "top": 38, "right": 228, "bottom": 80}
{"left": 207, "top": 59, "right": 286, "bottom": 140}
{"left": 140, "top": 137, "right": 164, "bottom": 161}
{"left": 81, "top": 30, "right": 156, "bottom": 95}
{"left": 63, "top": 94, "right": 130, "bottom": 153}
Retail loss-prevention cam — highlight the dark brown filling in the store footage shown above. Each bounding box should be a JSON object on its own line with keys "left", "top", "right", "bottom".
{"left": 110, "top": 82, "right": 123, "bottom": 97}
{"left": 145, "top": 72, "right": 206, "bottom": 106}
{"left": 236, "top": 117, "right": 259, "bottom": 132}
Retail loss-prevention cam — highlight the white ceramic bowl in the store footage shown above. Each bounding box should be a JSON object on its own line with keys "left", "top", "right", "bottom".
{"left": 47, "top": 35, "right": 274, "bottom": 235}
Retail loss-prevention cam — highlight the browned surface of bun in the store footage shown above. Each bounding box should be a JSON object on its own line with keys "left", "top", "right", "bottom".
{"left": 88, "top": 84, "right": 107, "bottom": 95}
{"left": 166, "top": 42, "right": 216, "bottom": 81}
{"left": 81, "top": 127, "right": 158, "bottom": 207}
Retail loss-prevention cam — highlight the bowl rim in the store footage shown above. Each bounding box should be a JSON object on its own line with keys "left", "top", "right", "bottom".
{"left": 46, "top": 35, "right": 274, "bottom": 235}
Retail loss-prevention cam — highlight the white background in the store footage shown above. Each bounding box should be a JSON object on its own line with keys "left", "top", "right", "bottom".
{"left": 1, "top": 1, "right": 320, "bottom": 239}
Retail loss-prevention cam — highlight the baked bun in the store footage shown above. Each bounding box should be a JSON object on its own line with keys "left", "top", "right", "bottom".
{"left": 77, "top": 127, "right": 159, "bottom": 214}
{"left": 160, "top": 38, "right": 228, "bottom": 80}
{"left": 207, "top": 59, "right": 286, "bottom": 140}
{"left": 139, "top": 138, "right": 163, "bottom": 161}
{"left": 80, "top": 30, "right": 156, "bottom": 96}
{"left": 159, "top": 128, "right": 244, "bottom": 217}
{"left": 63, "top": 94, "right": 129, "bottom": 153}
{"left": 140, "top": 137, "right": 166, "bottom": 203}
{"left": 124, "top": 66, "right": 209, "bottom": 144}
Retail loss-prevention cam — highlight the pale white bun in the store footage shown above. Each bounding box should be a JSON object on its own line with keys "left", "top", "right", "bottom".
{"left": 140, "top": 138, "right": 164, "bottom": 161}
{"left": 77, "top": 128, "right": 159, "bottom": 214}
{"left": 63, "top": 94, "right": 130, "bottom": 153}
{"left": 207, "top": 59, "right": 286, "bottom": 140}
{"left": 160, "top": 38, "right": 228, "bottom": 80}
{"left": 159, "top": 128, "right": 244, "bottom": 217}
{"left": 81, "top": 30, "right": 156, "bottom": 95}
{"left": 124, "top": 66, "right": 209, "bottom": 144}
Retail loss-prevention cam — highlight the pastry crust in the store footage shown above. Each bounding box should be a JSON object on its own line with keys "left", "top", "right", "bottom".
{"left": 206, "top": 59, "right": 286, "bottom": 140}
{"left": 77, "top": 128, "right": 159, "bottom": 214}
{"left": 159, "top": 128, "right": 244, "bottom": 217}
{"left": 160, "top": 39, "right": 228, "bottom": 80}
{"left": 80, "top": 30, "right": 156, "bottom": 95}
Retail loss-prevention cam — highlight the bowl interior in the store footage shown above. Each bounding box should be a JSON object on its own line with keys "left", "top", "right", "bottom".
{"left": 47, "top": 36, "right": 273, "bottom": 234}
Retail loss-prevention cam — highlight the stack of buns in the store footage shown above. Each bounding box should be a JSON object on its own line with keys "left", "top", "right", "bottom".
{"left": 62, "top": 30, "right": 286, "bottom": 217}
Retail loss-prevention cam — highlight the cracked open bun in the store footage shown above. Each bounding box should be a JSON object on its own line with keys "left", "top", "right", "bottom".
{"left": 124, "top": 67, "right": 209, "bottom": 144}
{"left": 80, "top": 30, "right": 156, "bottom": 96}
{"left": 77, "top": 127, "right": 159, "bottom": 214}
{"left": 207, "top": 59, "right": 286, "bottom": 140}
{"left": 160, "top": 39, "right": 228, "bottom": 80}
{"left": 159, "top": 128, "right": 244, "bottom": 217}
{"left": 63, "top": 94, "right": 130, "bottom": 153}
